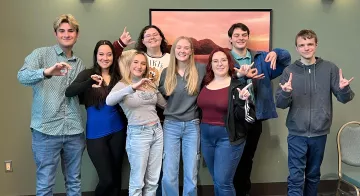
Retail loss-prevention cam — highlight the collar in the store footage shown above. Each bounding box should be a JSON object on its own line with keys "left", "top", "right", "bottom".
{"left": 231, "top": 49, "right": 251, "bottom": 60}
{"left": 54, "top": 44, "right": 77, "bottom": 61}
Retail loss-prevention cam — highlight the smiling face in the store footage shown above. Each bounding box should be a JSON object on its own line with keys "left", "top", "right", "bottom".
{"left": 211, "top": 51, "right": 229, "bottom": 77}
{"left": 229, "top": 28, "right": 249, "bottom": 50}
{"left": 296, "top": 37, "right": 317, "bottom": 61}
{"left": 174, "top": 38, "right": 192, "bottom": 63}
{"left": 96, "top": 45, "right": 113, "bottom": 70}
{"left": 130, "top": 53, "right": 148, "bottom": 78}
{"left": 142, "top": 28, "right": 162, "bottom": 50}
{"left": 54, "top": 22, "right": 79, "bottom": 49}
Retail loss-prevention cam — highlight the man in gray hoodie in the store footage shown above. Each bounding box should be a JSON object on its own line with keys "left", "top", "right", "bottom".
{"left": 276, "top": 29, "right": 355, "bottom": 196}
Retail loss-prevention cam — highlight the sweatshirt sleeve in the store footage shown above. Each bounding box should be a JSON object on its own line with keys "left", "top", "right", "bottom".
{"left": 106, "top": 82, "right": 135, "bottom": 106}
{"left": 275, "top": 68, "right": 293, "bottom": 109}
{"left": 156, "top": 91, "right": 167, "bottom": 109}
{"left": 113, "top": 39, "right": 127, "bottom": 61}
{"left": 330, "top": 65, "right": 355, "bottom": 104}
{"left": 158, "top": 68, "right": 167, "bottom": 97}
{"left": 65, "top": 69, "right": 95, "bottom": 97}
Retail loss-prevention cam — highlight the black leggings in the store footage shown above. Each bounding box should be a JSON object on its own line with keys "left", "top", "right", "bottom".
{"left": 234, "top": 120, "right": 262, "bottom": 196}
{"left": 87, "top": 130, "right": 126, "bottom": 196}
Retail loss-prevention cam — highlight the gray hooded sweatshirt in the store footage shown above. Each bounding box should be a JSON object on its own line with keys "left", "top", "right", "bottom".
{"left": 275, "top": 57, "right": 355, "bottom": 137}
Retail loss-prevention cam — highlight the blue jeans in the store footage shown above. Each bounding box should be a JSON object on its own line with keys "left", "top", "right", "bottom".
{"left": 162, "top": 119, "right": 200, "bottom": 196}
{"left": 287, "top": 134, "right": 327, "bottom": 196}
{"left": 126, "top": 122, "right": 163, "bottom": 196}
{"left": 31, "top": 130, "right": 85, "bottom": 196}
{"left": 200, "top": 123, "right": 245, "bottom": 196}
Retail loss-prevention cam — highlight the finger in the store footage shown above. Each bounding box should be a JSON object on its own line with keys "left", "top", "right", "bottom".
{"left": 271, "top": 59, "right": 276, "bottom": 70}
{"left": 62, "top": 63, "right": 72, "bottom": 70}
{"left": 250, "top": 68, "right": 257, "bottom": 74}
{"left": 236, "top": 88, "right": 242, "bottom": 93}
{"left": 128, "top": 40, "right": 136, "bottom": 45}
{"left": 249, "top": 62, "right": 254, "bottom": 68}
{"left": 288, "top": 73, "right": 293, "bottom": 83}
{"left": 339, "top": 69, "right": 343, "bottom": 79}
{"left": 234, "top": 67, "right": 240, "bottom": 72}
{"left": 243, "top": 83, "right": 253, "bottom": 91}
{"left": 55, "top": 63, "right": 63, "bottom": 69}
{"left": 265, "top": 54, "right": 271, "bottom": 62}
{"left": 348, "top": 77, "right": 354, "bottom": 83}
{"left": 253, "top": 73, "right": 265, "bottom": 79}
{"left": 62, "top": 69, "right": 68, "bottom": 74}
{"left": 123, "top": 26, "right": 127, "bottom": 34}
{"left": 142, "top": 78, "right": 152, "bottom": 83}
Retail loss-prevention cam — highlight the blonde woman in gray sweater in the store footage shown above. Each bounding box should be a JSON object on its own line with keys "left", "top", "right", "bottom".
{"left": 106, "top": 51, "right": 166, "bottom": 196}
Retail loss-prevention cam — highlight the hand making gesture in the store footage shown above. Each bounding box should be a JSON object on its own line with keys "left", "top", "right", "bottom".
{"left": 339, "top": 69, "right": 354, "bottom": 89}
{"left": 265, "top": 51, "right": 277, "bottom": 70}
{"left": 237, "top": 83, "right": 253, "bottom": 100}
{"left": 120, "top": 27, "right": 135, "bottom": 46}
{"left": 279, "top": 73, "right": 293, "bottom": 92}
{"left": 44, "top": 62, "right": 72, "bottom": 76}
{"left": 91, "top": 74, "right": 103, "bottom": 88}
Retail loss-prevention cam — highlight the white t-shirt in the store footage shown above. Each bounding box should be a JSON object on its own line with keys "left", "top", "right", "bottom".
{"left": 146, "top": 53, "right": 170, "bottom": 86}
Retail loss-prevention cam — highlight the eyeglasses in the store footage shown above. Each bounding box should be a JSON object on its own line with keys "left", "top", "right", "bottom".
{"left": 144, "top": 33, "right": 160, "bottom": 39}
{"left": 212, "top": 59, "right": 228, "bottom": 65}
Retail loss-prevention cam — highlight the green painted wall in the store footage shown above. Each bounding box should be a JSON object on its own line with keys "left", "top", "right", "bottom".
{"left": 0, "top": 0, "right": 359, "bottom": 195}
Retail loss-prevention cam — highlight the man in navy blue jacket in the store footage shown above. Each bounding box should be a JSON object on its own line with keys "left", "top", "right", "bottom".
{"left": 229, "top": 23, "right": 292, "bottom": 196}
{"left": 276, "top": 29, "right": 354, "bottom": 196}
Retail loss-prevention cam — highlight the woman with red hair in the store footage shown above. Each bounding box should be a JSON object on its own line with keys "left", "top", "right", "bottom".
{"left": 197, "top": 48, "right": 255, "bottom": 196}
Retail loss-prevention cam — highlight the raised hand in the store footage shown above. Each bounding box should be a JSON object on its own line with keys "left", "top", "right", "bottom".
{"left": 234, "top": 62, "right": 253, "bottom": 77}
{"left": 120, "top": 27, "right": 135, "bottom": 46}
{"left": 237, "top": 83, "right": 252, "bottom": 100}
{"left": 246, "top": 68, "right": 265, "bottom": 80}
{"left": 265, "top": 51, "right": 277, "bottom": 70}
{"left": 279, "top": 73, "right": 293, "bottom": 92}
{"left": 339, "top": 69, "right": 354, "bottom": 89}
{"left": 131, "top": 78, "right": 153, "bottom": 91}
{"left": 91, "top": 74, "right": 103, "bottom": 88}
{"left": 44, "top": 62, "right": 72, "bottom": 76}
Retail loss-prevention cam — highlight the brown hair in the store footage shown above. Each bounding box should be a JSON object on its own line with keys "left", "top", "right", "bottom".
{"left": 295, "top": 29, "right": 318, "bottom": 46}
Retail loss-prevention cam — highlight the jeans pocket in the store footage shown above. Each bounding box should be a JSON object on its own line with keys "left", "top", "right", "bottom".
{"left": 31, "top": 129, "right": 49, "bottom": 142}
{"left": 127, "top": 126, "right": 142, "bottom": 136}
{"left": 191, "top": 118, "right": 200, "bottom": 125}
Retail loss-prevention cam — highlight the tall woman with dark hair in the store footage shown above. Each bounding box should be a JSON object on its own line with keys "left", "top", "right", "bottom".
{"left": 66, "top": 40, "right": 126, "bottom": 196}
{"left": 197, "top": 48, "right": 255, "bottom": 196}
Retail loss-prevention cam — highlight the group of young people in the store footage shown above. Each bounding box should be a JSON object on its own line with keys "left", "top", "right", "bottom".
{"left": 17, "top": 13, "right": 355, "bottom": 196}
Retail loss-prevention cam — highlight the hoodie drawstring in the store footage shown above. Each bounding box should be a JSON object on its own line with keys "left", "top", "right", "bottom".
{"left": 304, "top": 66, "right": 307, "bottom": 95}
{"left": 314, "top": 64, "right": 317, "bottom": 92}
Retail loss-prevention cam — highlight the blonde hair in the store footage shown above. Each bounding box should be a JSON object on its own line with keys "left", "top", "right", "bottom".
{"left": 118, "top": 49, "right": 136, "bottom": 81}
{"left": 165, "top": 36, "right": 198, "bottom": 96}
{"left": 53, "top": 14, "right": 79, "bottom": 32}
{"left": 120, "top": 50, "right": 150, "bottom": 85}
